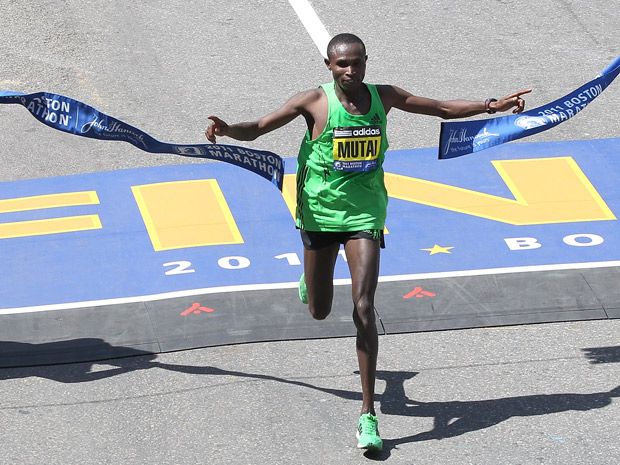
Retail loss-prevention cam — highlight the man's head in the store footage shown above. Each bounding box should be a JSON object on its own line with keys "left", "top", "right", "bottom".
{"left": 326, "top": 33, "right": 366, "bottom": 60}
{"left": 325, "top": 33, "right": 368, "bottom": 93}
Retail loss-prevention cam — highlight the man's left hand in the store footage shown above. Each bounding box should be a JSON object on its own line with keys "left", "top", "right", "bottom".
{"left": 491, "top": 89, "right": 532, "bottom": 114}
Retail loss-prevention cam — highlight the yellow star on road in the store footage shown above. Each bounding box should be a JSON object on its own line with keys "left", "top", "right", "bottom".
{"left": 421, "top": 244, "right": 454, "bottom": 255}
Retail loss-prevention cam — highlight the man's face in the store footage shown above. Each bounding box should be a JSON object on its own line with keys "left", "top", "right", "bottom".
{"left": 325, "top": 42, "right": 367, "bottom": 93}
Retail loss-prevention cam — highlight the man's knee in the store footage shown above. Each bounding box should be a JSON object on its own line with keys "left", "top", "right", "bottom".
{"left": 352, "top": 299, "right": 376, "bottom": 328}
{"left": 309, "top": 303, "right": 331, "bottom": 320}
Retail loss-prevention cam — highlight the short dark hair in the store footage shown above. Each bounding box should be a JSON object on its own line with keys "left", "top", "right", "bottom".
{"left": 326, "top": 33, "right": 366, "bottom": 59}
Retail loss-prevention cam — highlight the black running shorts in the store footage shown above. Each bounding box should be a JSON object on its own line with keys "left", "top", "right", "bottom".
{"left": 299, "top": 229, "right": 385, "bottom": 250}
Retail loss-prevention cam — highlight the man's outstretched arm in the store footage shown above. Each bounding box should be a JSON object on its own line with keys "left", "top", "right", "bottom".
{"left": 379, "top": 85, "right": 531, "bottom": 119}
{"left": 205, "top": 89, "right": 321, "bottom": 143}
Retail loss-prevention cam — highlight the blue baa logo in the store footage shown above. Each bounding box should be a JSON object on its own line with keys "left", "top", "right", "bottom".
{"left": 514, "top": 115, "right": 547, "bottom": 130}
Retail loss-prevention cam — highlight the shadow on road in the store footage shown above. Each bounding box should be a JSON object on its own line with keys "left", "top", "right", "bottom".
{"left": 1, "top": 339, "right": 618, "bottom": 460}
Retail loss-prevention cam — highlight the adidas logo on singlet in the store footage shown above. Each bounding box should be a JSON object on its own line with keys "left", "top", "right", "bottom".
{"left": 370, "top": 113, "right": 382, "bottom": 125}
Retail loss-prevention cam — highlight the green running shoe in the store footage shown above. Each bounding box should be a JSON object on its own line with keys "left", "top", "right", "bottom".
{"left": 298, "top": 273, "right": 308, "bottom": 304}
{"left": 356, "top": 413, "right": 383, "bottom": 451}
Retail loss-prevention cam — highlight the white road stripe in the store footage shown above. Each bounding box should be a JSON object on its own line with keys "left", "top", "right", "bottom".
{"left": 2, "top": 260, "right": 619, "bottom": 315}
{"left": 287, "top": 0, "right": 331, "bottom": 58}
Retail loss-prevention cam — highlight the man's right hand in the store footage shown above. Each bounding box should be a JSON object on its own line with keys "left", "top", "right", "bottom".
{"left": 205, "top": 116, "right": 228, "bottom": 143}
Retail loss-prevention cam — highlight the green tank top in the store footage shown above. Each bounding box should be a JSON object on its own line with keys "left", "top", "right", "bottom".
{"left": 295, "top": 81, "right": 389, "bottom": 231}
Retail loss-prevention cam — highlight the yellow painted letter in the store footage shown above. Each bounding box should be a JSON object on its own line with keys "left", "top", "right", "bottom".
{"left": 132, "top": 179, "right": 243, "bottom": 251}
{"left": 384, "top": 157, "right": 615, "bottom": 225}
{"left": 0, "top": 191, "right": 101, "bottom": 239}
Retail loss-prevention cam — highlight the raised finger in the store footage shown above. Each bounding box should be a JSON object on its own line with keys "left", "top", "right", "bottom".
{"left": 507, "top": 89, "right": 532, "bottom": 99}
{"left": 208, "top": 115, "right": 225, "bottom": 125}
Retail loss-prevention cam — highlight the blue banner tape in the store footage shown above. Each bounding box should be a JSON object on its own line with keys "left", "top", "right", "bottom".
{"left": 438, "top": 56, "right": 620, "bottom": 159}
{"left": 0, "top": 91, "right": 284, "bottom": 189}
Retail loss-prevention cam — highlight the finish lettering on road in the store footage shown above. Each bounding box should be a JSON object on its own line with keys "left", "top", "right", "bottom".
{"left": 1, "top": 157, "right": 615, "bottom": 246}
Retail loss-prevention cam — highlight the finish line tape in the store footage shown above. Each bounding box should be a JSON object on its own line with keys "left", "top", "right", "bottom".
{"left": 439, "top": 55, "right": 620, "bottom": 159}
{"left": 0, "top": 91, "right": 284, "bottom": 190}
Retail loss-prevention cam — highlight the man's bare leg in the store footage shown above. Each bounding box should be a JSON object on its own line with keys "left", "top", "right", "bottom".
{"left": 303, "top": 243, "right": 340, "bottom": 320}
{"left": 344, "top": 237, "right": 380, "bottom": 415}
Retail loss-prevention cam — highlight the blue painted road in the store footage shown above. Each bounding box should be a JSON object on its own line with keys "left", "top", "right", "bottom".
{"left": 1, "top": 137, "right": 619, "bottom": 309}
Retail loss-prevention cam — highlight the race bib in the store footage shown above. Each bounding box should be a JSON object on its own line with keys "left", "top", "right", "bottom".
{"left": 332, "top": 125, "right": 382, "bottom": 172}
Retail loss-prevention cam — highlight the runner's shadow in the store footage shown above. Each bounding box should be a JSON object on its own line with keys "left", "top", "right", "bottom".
{"left": 137, "top": 365, "right": 620, "bottom": 460}
{"left": 369, "top": 370, "right": 620, "bottom": 460}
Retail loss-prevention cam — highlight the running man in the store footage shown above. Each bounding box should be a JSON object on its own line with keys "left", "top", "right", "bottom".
{"left": 205, "top": 33, "right": 530, "bottom": 451}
